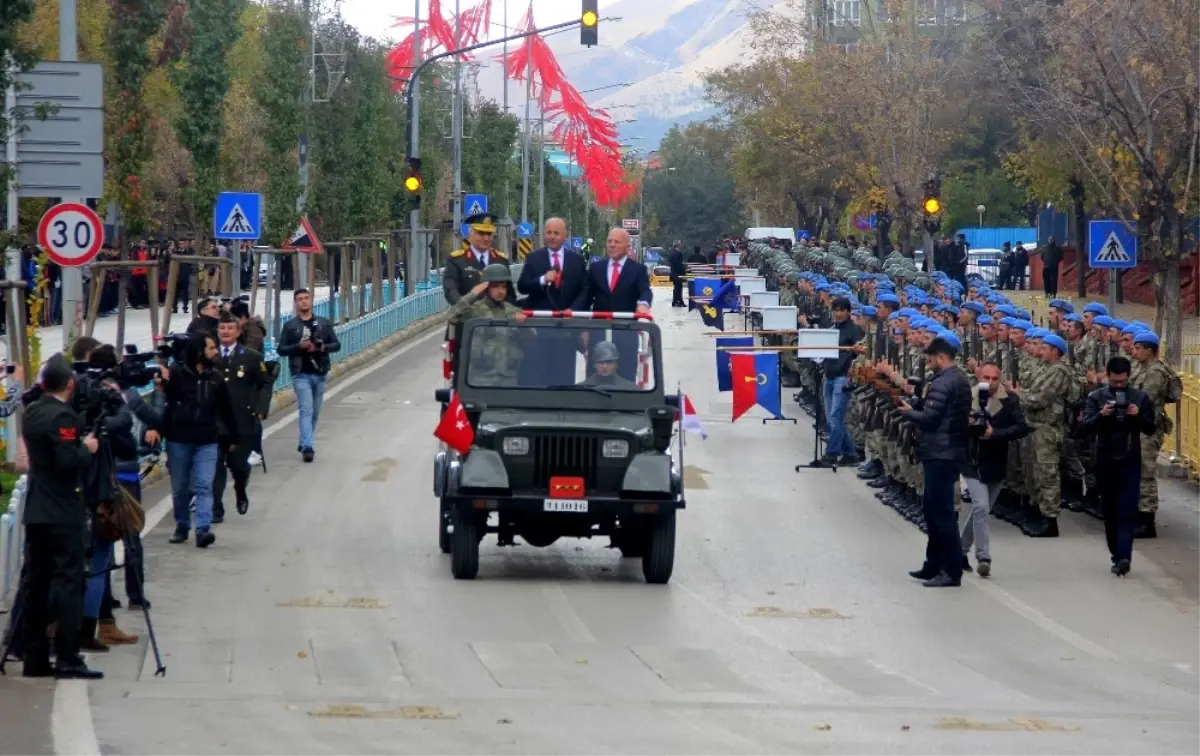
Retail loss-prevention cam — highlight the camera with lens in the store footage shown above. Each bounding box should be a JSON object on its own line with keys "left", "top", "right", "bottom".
{"left": 156, "top": 332, "right": 190, "bottom": 364}
{"left": 70, "top": 365, "right": 127, "bottom": 433}
{"left": 968, "top": 384, "right": 991, "bottom": 436}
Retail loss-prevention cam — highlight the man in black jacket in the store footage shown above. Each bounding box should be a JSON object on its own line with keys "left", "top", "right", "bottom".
{"left": 186, "top": 296, "right": 221, "bottom": 339}
{"left": 276, "top": 288, "right": 341, "bottom": 462}
{"left": 212, "top": 312, "right": 271, "bottom": 520}
{"left": 18, "top": 354, "right": 102, "bottom": 679}
{"left": 162, "top": 332, "right": 237, "bottom": 547}
{"left": 517, "top": 218, "right": 589, "bottom": 385}
{"left": 808, "top": 296, "right": 863, "bottom": 465}
{"left": 959, "top": 361, "right": 1030, "bottom": 578}
{"left": 1041, "top": 236, "right": 1063, "bottom": 298}
{"left": 1079, "top": 356, "right": 1156, "bottom": 577}
{"left": 899, "top": 330, "right": 971, "bottom": 587}
{"left": 667, "top": 241, "right": 685, "bottom": 307}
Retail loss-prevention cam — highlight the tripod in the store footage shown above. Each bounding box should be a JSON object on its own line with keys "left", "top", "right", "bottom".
{"left": 796, "top": 368, "right": 836, "bottom": 473}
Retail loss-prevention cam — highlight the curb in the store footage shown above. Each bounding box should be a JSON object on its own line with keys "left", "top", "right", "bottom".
{"left": 138, "top": 313, "right": 447, "bottom": 490}
{"left": 1157, "top": 455, "right": 1196, "bottom": 482}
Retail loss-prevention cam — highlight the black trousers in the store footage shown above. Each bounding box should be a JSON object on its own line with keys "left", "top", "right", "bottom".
{"left": 1043, "top": 265, "right": 1059, "bottom": 297}
{"left": 920, "top": 459, "right": 964, "bottom": 581}
{"left": 19, "top": 523, "right": 87, "bottom": 667}
{"left": 213, "top": 434, "right": 253, "bottom": 517}
{"left": 671, "top": 279, "right": 684, "bottom": 305}
{"left": 1099, "top": 461, "right": 1139, "bottom": 564}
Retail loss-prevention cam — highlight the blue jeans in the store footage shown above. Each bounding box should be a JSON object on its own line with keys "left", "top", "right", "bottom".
{"left": 83, "top": 533, "right": 112, "bottom": 619}
{"left": 293, "top": 373, "right": 327, "bottom": 450}
{"left": 168, "top": 441, "right": 219, "bottom": 532}
{"left": 822, "top": 375, "right": 855, "bottom": 458}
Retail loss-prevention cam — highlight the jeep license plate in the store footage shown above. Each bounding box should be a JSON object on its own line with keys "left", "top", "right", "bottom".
{"left": 544, "top": 499, "right": 588, "bottom": 513}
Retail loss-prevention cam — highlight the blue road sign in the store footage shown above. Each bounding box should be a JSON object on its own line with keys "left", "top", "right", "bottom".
{"left": 463, "top": 193, "right": 488, "bottom": 217}
{"left": 460, "top": 223, "right": 471, "bottom": 239}
{"left": 213, "top": 192, "right": 261, "bottom": 240}
{"left": 517, "top": 221, "right": 535, "bottom": 238}
{"left": 796, "top": 230, "right": 811, "bottom": 241}
{"left": 571, "top": 236, "right": 583, "bottom": 249}
{"left": 1088, "top": 220, "right": 1138, "bottom": 269}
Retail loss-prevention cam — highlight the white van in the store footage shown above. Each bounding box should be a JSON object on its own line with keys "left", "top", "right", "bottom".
{"left": 743, "top": 227, "right": 796, "bottom": 241}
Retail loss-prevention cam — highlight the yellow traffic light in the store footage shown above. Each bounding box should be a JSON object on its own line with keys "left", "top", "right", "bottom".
{"left": 582, "top": 10, "right": 598, "bottom": 26}
{"left": 581, "top": 0, "right": 598, "bottom": 46}
{"left": 404, "top": 174, "right": 422, "bottom": 193}
{"left": 922, "top": 197, "right": 941, "bottom": 215}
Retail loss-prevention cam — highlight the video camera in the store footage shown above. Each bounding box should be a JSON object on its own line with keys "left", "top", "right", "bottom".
{"left": 156, "top": 333, "right": 190, "bottom": 364}
{"left": 969, "top": 384, "right": 991, "bottom": 437}
{"left": 1111, "top": 389, "right": 1128, "bottom": 420}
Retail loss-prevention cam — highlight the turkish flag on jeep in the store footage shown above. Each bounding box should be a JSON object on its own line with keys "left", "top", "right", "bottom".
{"left": 434, "top": 392, "right": 475, "bottom": 454}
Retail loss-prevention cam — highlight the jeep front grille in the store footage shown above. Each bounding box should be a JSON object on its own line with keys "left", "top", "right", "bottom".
{"left": 532, "top": 434, "right": 599, "bottom": 492}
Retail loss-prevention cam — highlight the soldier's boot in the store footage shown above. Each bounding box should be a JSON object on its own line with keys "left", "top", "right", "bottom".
{"left": 1060, "top": 477, "right": 1085, "bottom": 512}
{"left": 857, "top": 460, "right": 884, "bottom": 479}
{"left": 1025, "top": 513, "right": 1060, "bottom": 539}
{"left": 903, "top": 490, "right": 923, "bottom": 523}
{"left": 991, "top": 490, "right": 1016, "bottom": 522}
{"left": 1134, "top": 512, "right": 1157, "bottom": 539}
{"left": 97, "top": 619, "right": 139, "bottom": 645}
{"left": 1081, "top": 490, "right": 1104, "bottom": 520}
{"left": 1012, "top": 497, "right": 1040, "bottom": 532}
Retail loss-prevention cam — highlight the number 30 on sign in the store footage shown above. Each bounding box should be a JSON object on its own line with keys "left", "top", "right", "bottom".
{"left": 37, "top": 202, "right": 104, "bottom": 268}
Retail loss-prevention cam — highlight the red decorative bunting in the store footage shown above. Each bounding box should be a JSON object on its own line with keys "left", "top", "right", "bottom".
{"left": 385, "top": 0, "right": 637, "bottom": 209}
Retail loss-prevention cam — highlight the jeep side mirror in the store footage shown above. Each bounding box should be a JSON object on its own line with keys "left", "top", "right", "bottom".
{"left": 646, "top": 405, "right": 675, "bottom": 452}
{"left": 434, "top": 388, "right": 450, "bottom": 404}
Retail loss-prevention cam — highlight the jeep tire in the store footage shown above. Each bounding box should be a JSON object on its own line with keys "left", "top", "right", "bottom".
{"left": 438, "top": 499, "right": 452, "bottom": 554}
{"left": 641, "top": 511, "right": 676, "bottom": 584}
{"left": 451, "top": 509, "right": 480, "bottom": 579}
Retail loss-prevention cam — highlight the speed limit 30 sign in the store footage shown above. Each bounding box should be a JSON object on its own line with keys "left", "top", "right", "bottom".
{"left": 37, "top": 202, "right": 105, "bottom": 267}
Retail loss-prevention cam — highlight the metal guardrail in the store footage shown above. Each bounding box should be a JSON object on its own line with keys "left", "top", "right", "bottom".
{"left": 0, "top": 287, "right": 448, "bottom": 609}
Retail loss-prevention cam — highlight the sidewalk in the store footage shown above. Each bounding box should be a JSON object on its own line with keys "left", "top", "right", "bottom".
{"left": 0, "top": 285, "right": 333, "bottom": 363}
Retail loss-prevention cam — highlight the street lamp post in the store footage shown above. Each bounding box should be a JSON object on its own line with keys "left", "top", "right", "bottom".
{"left": 977, "top": 204, "right": 986, "bottom": 228}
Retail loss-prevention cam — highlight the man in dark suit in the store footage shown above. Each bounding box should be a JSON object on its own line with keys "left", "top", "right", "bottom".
{"left": 518, "top": 217, "right": 589, "bottom": 385}
{"left": 667, "top": 240, "right": 685, "bottom": 306}
{"left": 212, "top": 312, "right": 271, "bottom": 520}
{"left": 585, "top": 228, "right": 653, "bottom": 381}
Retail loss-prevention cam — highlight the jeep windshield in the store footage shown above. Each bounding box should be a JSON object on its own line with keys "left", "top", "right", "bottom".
{"left": 463, "top": 320, "right": 658, "bottom": 392}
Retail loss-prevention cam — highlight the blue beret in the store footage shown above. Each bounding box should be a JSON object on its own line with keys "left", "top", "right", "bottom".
{"left": 1017, "top": 309, "right": 1032, "bottom": 320}
{"left": 1063, "top": 313, "right": 1083, "bottom": 323}
{"left": 1128, "top": 320, "right": 1151, "bottom": 332}
{"left": 1121, "top": 323, "right": 1143, "bottom": 335}
{"left": 898, "top": 308, "right": 920, "bottom": 318}
{"left": 1049, "top": 298, "right": 1074, "bottom": 313}
{"left": 995, "top": 305, "right": 1017, "bottom": 318}
{"left": 1082, "top": 302, "right": 1109, "bottom": 316}
{"left": 1092, "top": 315, "right": 1114, "bottom": 328}
{"left": 1133, "top": 330, "right": 1159, "bottom": 348}
{"left": 1043, "top": 334, "right": 1068, "bottom": 354}
{"left": 962, "top": 301, "right": 985, "bottom": 314}
{"left": 1009, "top": 320, "right": 1032, "bottom": 332}
{"left": 888, "top": 312, "right": 900, "bottom": 321}
{"left": 920, "top": 320, "right": 941, "bottom": 333}
{"left": 978, "top": 314, "right": 994, "bottom": 325}
{"left": 933, "top": 329, "right": 961, "bottom": 352}
{"left": 876, "top": 293, "right": 900, "bottom": 306}
{"left": 861, "top": 305, "right": 878, "bottom": 318}
{"left": 1028, "top": 328, "right": 1050, "bottom": 340}
{"left": 1109, "top": 319, "right": 1128, "bottom": 331}
{"left": 998, "top": 317, "right": 1015, "bottom": 327}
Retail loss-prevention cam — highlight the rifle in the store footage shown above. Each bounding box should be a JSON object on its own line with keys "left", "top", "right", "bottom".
{"left": 970, "top": 322, "right": 982, "bottom": 364}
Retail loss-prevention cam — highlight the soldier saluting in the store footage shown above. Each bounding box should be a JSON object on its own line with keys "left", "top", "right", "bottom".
{"left": 443, "top": 212, "right": 513, "bottom": 304}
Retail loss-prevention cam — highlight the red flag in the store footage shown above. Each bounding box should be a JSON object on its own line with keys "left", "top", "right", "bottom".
{"left": 730, "top": 353, "right": 757, "bottom": 422}
{"left": 434, "top": 392, "right": 475, "bottom": 454}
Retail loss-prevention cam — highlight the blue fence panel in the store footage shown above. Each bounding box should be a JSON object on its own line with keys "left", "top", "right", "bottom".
{"left": 956, "top": 227, "right": 1039, "bottom": 250}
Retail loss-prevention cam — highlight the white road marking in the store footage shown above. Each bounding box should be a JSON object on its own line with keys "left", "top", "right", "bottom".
{"left": 540, "top": 584, "right": 597, "bottom": 643}
{"left": 51, "top": 326, "right": 443, "bottom": 755}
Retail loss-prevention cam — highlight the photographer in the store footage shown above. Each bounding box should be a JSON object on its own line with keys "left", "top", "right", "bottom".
{"left": 1079, "top": 356, "right": 1156, "bottom": 577}
{"left": 960, "top": 361, "right": 1030, "bottom": 578}
{"left": 276, "top": 288, "right": 340, "bottom": 463}
{"left": 186, "top": 296, "right": 221, "bottom": 340}
{"left": 17, "top": 354, "right": 102, "bottom": 679}
{"left": 898, "top": 330, "right": 971, "bottom": 588}
{"left": 161, "top": 332, "right": 237, "bottom": 547}
{"left": 91, "top": 344, "right": 165, "bottom": 610}
{"left": 212, "top": 312, "right": 271, "bottom": 520}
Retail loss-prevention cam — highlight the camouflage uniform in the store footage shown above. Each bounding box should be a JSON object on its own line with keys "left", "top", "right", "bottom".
{"left": 448, "top": 267, "right": 527, "bottom": 385}
{"left": 1019, "top": 359, "right": 1075, "bottom": 519}
{"left": 1130, "top": 357, "right": 1176, "bottom": 515}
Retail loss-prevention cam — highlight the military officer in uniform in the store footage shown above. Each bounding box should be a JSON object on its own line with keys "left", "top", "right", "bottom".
{"left": 18, "top": 354, "right": 103, "bottom": 679}
{"left": 579, "top": 341, "right": 638, "bottom": 389}
{"left": 212, "top": 312, "right": 271, "bottom": 521}
{"left": 443, "top": 212, "right": 513, "bottom": 305}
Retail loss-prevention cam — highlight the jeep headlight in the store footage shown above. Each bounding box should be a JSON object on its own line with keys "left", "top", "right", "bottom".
{"left": 502, "top": 436, "right": 529, "bottom": 456}
{"left": 602, "top": 439, "right": 629, "bottom": 458}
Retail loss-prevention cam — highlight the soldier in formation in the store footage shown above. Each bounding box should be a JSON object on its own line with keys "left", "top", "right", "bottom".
{"left": 740, "top": 237, "right": 1182, "bottom": 563}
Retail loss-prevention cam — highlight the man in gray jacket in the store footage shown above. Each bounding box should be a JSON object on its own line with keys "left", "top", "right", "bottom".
{"left": 275, "top": 288, "right": 340, "bottom": 463}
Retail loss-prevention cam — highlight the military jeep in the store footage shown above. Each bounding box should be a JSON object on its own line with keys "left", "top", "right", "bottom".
{"left": 433, "top": 314, "right": 685, "bottom": 583}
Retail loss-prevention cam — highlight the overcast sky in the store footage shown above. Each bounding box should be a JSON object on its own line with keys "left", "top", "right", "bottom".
{"left": 340, "top": 0, "right": 580, "bottom": 46}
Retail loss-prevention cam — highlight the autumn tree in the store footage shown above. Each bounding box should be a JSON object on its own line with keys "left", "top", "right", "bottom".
{"left": 255, "top": 0, "right": 306, "bottom": 244}
{"left": 0, "top": 0, "right": 38, "bottom": 249}
{"left": 998, "top": 0, "right": 1199, "bottom": 365}
{"left": 170, "top": 0, "right": 245, "bottom": 238}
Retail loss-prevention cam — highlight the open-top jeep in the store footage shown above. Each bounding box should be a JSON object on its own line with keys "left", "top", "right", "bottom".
{"left": 433, "top": 312, "right": 686, "bottom": 583}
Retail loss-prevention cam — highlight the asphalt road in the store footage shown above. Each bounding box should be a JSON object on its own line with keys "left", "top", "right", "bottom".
{"left": 7, "top": 300, "right": 1200, "bottom": 754}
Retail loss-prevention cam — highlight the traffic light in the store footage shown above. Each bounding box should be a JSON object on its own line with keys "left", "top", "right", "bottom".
{"left": 404, "top": 157, "right": 422, "bottom": 204}
{"left": 580, "top": 0, "right": 598, "bottom": 47}
{"left": 921, "top": 177, "right": 942, "bottom": 233}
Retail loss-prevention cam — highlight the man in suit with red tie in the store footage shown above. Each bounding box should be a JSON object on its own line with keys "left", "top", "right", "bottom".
{"left": 585, "top": 228, "right": 653, "bottom": 382}
{"left": 517, "top": 217, "right": 590, "bottom": 384}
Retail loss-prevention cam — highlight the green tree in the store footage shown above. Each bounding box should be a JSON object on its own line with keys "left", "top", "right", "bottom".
{"left": 0, "top": 0, "right": 39, "bottom": 249}
{"left": 255, "top": 1, "right": 305, "bottom": 244}
{"left": 170, "top": 0, "right": 245, "bottom": 238}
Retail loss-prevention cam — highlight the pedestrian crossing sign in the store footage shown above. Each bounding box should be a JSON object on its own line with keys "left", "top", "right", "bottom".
{"left": 464, "top": 193, "right": 488, "bottom": 218}
{"left": 212, "top": 192, "right": 262, "bottom": 241}
{"left": 1087, "top": 220, "right": 1137, "bottom": 269}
